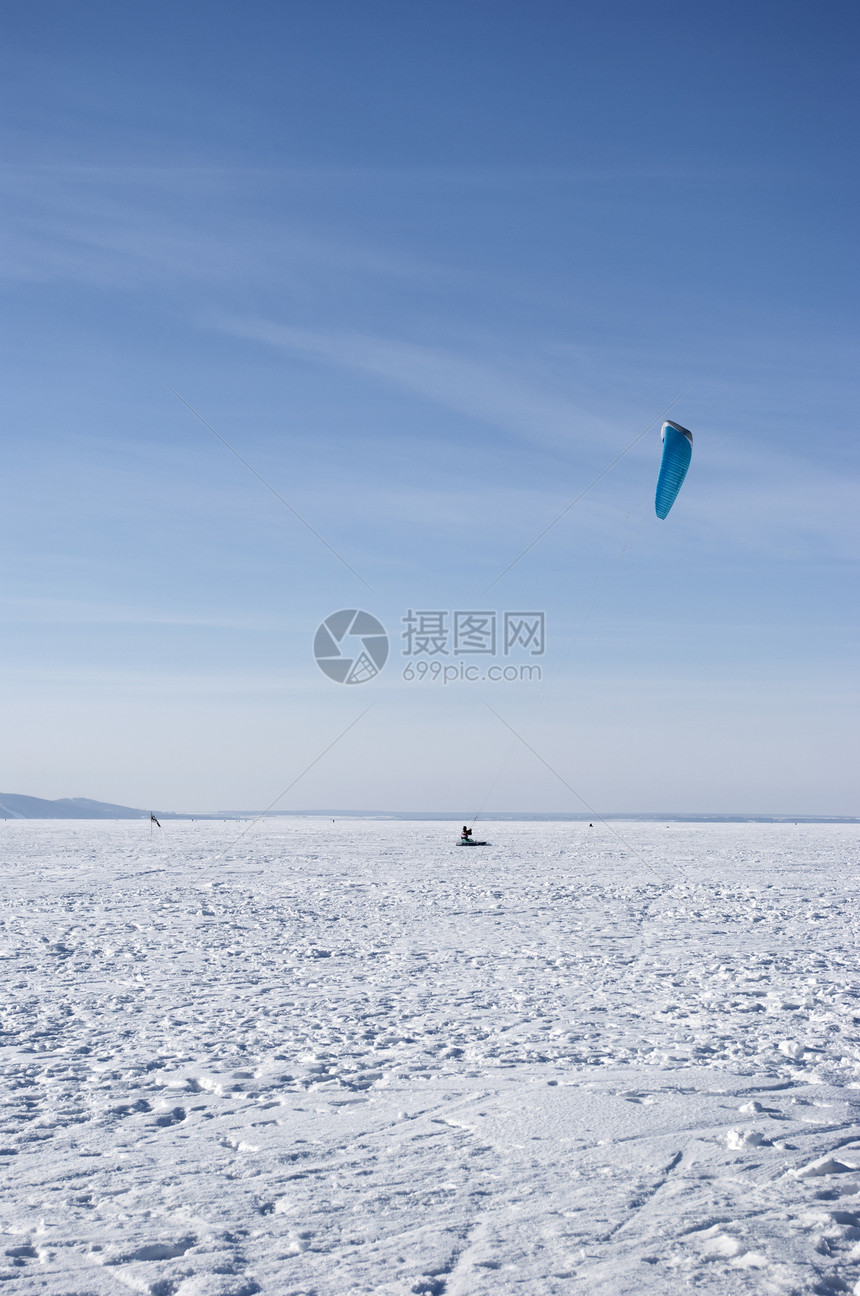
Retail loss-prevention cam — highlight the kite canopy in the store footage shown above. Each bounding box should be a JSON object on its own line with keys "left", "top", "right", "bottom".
{"left": 655, "top": 420, "right": 693, "bottom": 519}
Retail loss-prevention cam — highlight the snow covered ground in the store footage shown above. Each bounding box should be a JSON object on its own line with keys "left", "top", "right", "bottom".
{"left": 2, "top": 818, "right": 860, "bottom": 1295}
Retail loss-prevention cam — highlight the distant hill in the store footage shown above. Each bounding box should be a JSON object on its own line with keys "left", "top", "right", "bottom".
{"left": 0, "top": 794, "right": 148, "bottom": 819}
{"left": 1, "top": 796, "right": 857, "bottom": 824}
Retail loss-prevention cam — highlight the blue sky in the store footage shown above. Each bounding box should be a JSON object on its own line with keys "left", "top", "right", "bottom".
{"left": 2, "top": 0, "right": 858, "bottom": 813}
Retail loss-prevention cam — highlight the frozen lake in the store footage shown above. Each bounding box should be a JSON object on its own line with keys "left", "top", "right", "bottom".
{"left": 2, "top": 818, "right": 860, "bottom": 1294}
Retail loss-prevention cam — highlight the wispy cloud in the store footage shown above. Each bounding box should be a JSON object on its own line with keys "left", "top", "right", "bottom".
{"left": 1, "top": 663, "right": 321, "bottom": 694}
{"left": 217, "top": 316, "right": 613, "bottom": 447}
{"left": 207, "top": 316, "right": 860, "bottom": 562}
{"left": 681, "top": 438, "right": 860, "bottom": 560}
{"left": 0, "top": 165, "right": 446, "bottom": 290}
{"left": 0, "top": 598, "right": 280, "bottom": 628}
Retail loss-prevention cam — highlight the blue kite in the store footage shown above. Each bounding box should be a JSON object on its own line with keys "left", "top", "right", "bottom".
{"left": 655, "top": 420, "right": 693, "bottom": 519}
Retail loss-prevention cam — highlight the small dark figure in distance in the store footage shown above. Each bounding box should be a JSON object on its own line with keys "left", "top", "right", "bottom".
{"left": 461, "top": 825, "right": 473, "bottom": 840}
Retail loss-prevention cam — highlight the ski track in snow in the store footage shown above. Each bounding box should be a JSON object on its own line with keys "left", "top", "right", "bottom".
{"left": 2, "top": 819, "right": 860, "bottom": 1295}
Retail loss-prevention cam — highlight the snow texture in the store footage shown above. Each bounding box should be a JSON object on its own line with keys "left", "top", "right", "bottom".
{"left": 2, "top": 818, "right": 860, "bottom": 1294}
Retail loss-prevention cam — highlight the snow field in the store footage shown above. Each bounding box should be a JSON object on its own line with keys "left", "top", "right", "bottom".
{"left": 1, "top": 818, "right": 860, "bottom": 1294}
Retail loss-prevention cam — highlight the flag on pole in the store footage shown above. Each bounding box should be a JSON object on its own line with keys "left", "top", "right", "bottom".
{"left": 150, "top": 813, "right": 161, "bottom": 828}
